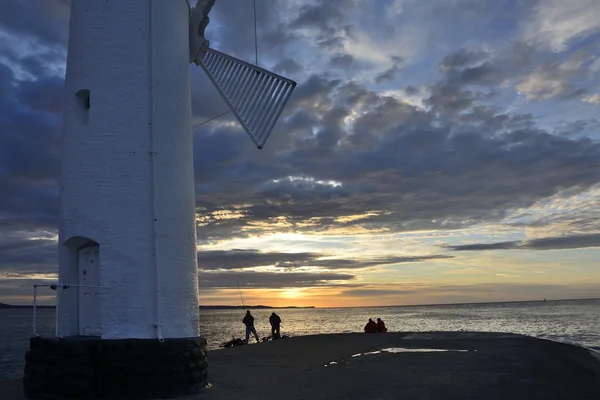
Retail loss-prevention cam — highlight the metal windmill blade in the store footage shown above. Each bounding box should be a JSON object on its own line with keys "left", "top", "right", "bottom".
{"left": 189, "top": 0, "right": 297, "bottom": 149}
{"left": 198, "top": 49, "right": 296, "bottom": 149}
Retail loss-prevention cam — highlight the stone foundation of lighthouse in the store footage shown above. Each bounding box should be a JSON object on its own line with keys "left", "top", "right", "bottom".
{"left": 23, "top": 0, "right": 206, "bottom": 398}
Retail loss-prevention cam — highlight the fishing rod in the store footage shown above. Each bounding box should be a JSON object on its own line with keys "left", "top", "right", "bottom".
{"left": 237, "top": 280, "right": 245, "bottom": 308}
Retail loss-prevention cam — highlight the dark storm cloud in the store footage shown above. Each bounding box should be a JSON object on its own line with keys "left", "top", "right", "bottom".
{"left": 197, "top": 249, "right": 452, "bottom": 270}
{"left": 329, "top": 53, "right": 356, "bottom": 69}
{"left": 516, "top": 47, "right": 600, "bottom": 101}
{"left": 198, "top": 249, "right": 316, "bottom": 270}
{"left": 439, "top": 48, "right": 489, "bottom": 70}
{"left": 404, "top": 85, "right": 420, "bottom": 95}
{"left": 431, "top": 43, "right": 535, "bottom": 108}
{"left": 207, "top": 0, "right": 296, "bottom": 64}
{"left": 198, "top": 271, "right": 356, "bottom": 289}
{"left": 193, "top": 63, "right": 600, "bottom": 241}
{"left": 445, "top": 62, "right": 500, "bottom": 86}
{"left": 523, "top": 234, "right": 600, "bottom": 250}
{"left": 423, "top": 46, "right": 532, "bottom": 115}
{"left": 190, "top": 68, "right": 230, "bottom": 121}
{"left": 0, "top": 0, "right": 66, "bottom": 234}
{"left": 291, "top": 0, "right": 356, "bottom": 38}
{"left": 445, "top": 241, "right": 519, "bottom": 251}
{"left": 0, "top": 0, "right": 69, "bottom": 48}
{"left": 341, "top": 288, "right": 417, "bottom": 297}
{"left": 341, "top": 282, "right": 600, "bottom": 301}
{"left": 5, "top": 1, "right": 600, "bottom": 247}
{"left": 554, "top": 119, "right": 600, "bottom": 137}
{"left": 0, "top": 73, "right": 61, "bottom": 231}
{"left": 375, "top": 55, "right": 405, "bottom": 84}
{"left": 2, "top": 0, "right": 600, "bottom": 297}
{"left": 17, "top": 76, "right": 65, "bottom": 115}
{"left": 0, "top": 237, "right": 54, "bottom": 257}
{"left": 0, "top": 232, "right": 57, "bottom": 278}
{"left": 424, "top": 83, "right": 485, "bottom": 114}
{"left": 446, "top": 233, "right": 600, "bottom": 251}
{"left": 272, "top": 58, "right": 304, "bottom": 75}
{"left": 456, "top": 106, "right": 536, "bottom": 135}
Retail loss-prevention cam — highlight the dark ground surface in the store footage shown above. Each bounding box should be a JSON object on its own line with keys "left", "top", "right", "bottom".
{"left": 2, "top": 332, "right": 600, "bottom": 399}
{"left": 21, "top": 336, "right": 207, "bottom": 399}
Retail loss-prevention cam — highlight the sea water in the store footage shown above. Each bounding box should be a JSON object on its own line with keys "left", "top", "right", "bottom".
{"left": 1, "top": 298, "right": 598, "bottom": 380}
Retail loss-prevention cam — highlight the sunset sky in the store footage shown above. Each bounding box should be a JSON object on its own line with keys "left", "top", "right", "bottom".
{"left": 1, "top": 0, "right": 600, "bottom": 307}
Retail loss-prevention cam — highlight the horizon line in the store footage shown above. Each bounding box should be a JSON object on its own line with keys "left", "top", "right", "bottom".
{"left": 319, "top": 297, "right": 600, "bottom": 309}
{"left": 2, "top": 297, "right": 598, "bottom": 309}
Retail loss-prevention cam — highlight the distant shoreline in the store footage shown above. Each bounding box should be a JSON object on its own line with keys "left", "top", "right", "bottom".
{"left": 0, "top": 303, "right": 54, "bottom": 309}
{"left": 1, "top": 297, "right": 597, "bottom": 310}
{"left": 199, "top": 305, "right": 316, "bottom": 310}
{"left": 326, "top": 297, "right": 600, "bottom": 309}
{"left": 0, "top": 303, "right": 315, "bottom": 310}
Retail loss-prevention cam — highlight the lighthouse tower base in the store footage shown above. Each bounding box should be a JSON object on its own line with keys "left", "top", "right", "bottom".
{"left": 23, "top": 336, "right": 208, "bottom": 399}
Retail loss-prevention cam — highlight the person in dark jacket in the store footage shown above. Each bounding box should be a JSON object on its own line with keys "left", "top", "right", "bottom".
{"left": 376, "top": 318, "right": 388, "bottom": 332}
{"left": 243, "top": 310, "right": 260, "bottom": 344}
{"left": 269, "top": 312, "right": 282, "bottom": 339}
{"left": 364, "top": 318, "right": 377, "bottom": 333}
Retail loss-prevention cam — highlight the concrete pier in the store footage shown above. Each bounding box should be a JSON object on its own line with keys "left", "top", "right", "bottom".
{"left": 3, "top": 332, "right": 600, "bottom": 399}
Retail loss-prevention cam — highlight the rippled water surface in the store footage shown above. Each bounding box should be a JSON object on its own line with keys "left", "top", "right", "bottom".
{"left": 1, "top": 298, "right": 599, "bottom": 380}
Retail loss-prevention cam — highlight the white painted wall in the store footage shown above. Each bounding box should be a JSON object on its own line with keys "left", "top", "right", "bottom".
{"left": 58, "top": 0, "right": 199, "bottom": 339}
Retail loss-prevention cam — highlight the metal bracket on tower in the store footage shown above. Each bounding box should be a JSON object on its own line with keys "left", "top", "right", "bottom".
{"left": 189, "top": 0, "right": 216, "bottom": 64}
{"left": 189, "top": 0, "right": 297, "bottom": 149}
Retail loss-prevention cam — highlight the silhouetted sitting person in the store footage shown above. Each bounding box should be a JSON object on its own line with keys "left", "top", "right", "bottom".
{"left": 376, "top": 318, "right": 388, "bottom": 332}
{"left": 269, "top": 312, "right": 282, "bottom": 339}
{"left": 364, "top": 318, "right": 377, "bottom": 333}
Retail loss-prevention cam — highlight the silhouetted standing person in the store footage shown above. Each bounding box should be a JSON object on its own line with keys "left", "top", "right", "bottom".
{"left": 243, "top": 310, "right": 260, "bottom": 344}
{"left": 269, "top": 312, "right": 282, "bottom": 339}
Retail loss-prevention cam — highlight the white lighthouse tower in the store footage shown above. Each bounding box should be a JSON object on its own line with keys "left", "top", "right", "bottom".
{"left": 24, "top": 1, "right": 295, "bottom": 398}
{"left": 57, "top": 0, "right": 198, "bottom": 341}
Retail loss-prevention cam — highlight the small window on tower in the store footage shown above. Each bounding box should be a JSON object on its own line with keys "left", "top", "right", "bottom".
{"left": 75, "top": 89, "right": 90, "bottom": 126}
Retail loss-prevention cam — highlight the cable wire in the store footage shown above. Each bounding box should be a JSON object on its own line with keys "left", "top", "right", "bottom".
{"left": 253, "top": 0, "right": 258, "bottom": 67}
{"left": 192, "top": 110, "right": 231, "bottom": 129}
